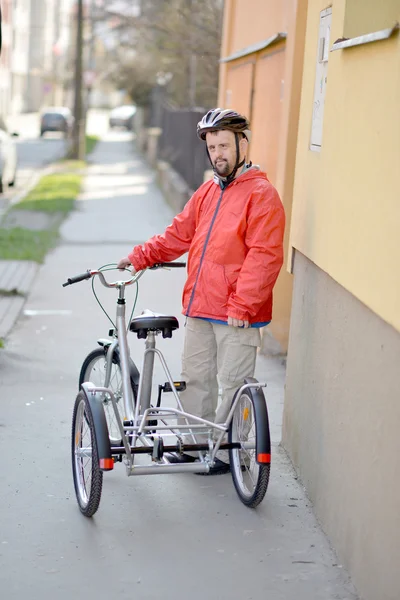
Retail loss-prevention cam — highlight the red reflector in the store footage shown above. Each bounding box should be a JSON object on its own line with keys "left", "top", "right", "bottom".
{"left": 99, "top": 458, "right": 114, "bottom": 471}
{"left": 257, "top": 453, "right": 271, "bottom": 463}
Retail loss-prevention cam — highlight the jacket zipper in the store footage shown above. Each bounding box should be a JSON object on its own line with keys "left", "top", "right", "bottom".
{"left": 186, "top": 187, "right": 225, "bottom": 317}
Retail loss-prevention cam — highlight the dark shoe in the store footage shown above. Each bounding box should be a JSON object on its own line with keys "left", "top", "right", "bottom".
{"left": 196, "top": 458, "right": 230, "bottom": 476}
{"left": 164, "top": 452, "right": 198, "bottom": 464}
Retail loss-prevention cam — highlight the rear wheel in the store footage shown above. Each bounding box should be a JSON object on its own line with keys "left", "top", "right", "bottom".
{"left": 79, "top": 347, "right": 136, "bottom": 445}
{"left": 72, "top": 391, "right": 103, "bottom": 517}
{"left": 228, "top": 387, "right": 270, "bottom": 508}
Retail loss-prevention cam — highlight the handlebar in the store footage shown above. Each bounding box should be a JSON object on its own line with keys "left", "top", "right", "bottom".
{"left": 62, "top": 262, "right": 186, "bottom": 288}
{"left": 62, "top": 270, "right": 92, "bottom": 287}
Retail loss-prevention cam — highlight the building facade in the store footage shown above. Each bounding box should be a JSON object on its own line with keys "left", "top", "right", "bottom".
{"left": 284, "top": 2, "right": 400, "bottom": 600}
{"left": 219, "top": 1, "right": 400, "bottom": 598}
{"left": 10, "top": 0, "right": 73, "bottom": 114}
{"left": 0, "top": 0, "right": 13, "bottom": 116}
{"left": 218, "top": 0, "right": 308, "bottom": 353}
{"left": 10, "top": 0, "right": 31, "bottom": 114}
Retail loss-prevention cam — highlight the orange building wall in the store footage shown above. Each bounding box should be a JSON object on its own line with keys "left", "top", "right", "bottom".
{"left": 251, "top": 47, "right": 285, "bottom": 183}
{"left": 222, "top": 58, "right": 254, "bottom": 117}
{"left": 218, "top": 0, "right": 308, "bottom": 352}
{"left": 231, "top": 0, "right": 289, "bottom": 51}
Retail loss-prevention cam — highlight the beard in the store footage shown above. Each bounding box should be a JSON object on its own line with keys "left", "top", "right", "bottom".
{"left": 213, "top": 159, "right": 231, "bottom": 177}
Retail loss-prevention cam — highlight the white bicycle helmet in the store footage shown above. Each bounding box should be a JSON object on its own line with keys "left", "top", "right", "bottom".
{"left": 197, "top": 108, "right": 252, "bottom": 185}
{"left": 197, "top": 108, "right": 251, "bottom": 142}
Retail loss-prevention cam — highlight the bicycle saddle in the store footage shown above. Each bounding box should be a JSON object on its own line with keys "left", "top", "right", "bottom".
{"left": 129, "top": 310, "right": 179, "bottom": 339}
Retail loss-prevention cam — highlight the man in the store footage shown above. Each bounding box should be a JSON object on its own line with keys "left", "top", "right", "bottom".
{"left": 118, "top": 108, "right": 285, "bottom": 474}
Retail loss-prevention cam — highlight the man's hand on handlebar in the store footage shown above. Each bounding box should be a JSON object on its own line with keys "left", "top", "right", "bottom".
{"left": 117, "top": 257, "right": 136, "bottom": 272}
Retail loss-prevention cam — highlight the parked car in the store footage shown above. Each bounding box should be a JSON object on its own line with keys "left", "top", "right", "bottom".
{"left": 40, "top": 107, "right": 74, "bottom": 137}
{"left": 0, "top": 115, "right": 18, "bottom": 194}
{"left": 109, "top": 105, "right": 136, "bottom": 130}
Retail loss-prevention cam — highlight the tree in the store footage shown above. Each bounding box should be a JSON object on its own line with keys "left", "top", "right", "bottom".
{"left": 93, "top": 0, "right": 223, "bottom": 109}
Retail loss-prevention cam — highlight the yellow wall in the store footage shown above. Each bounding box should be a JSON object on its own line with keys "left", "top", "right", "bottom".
{"left": 290, "top": 0, "right": 400, "bottom": 332}
{"left": 344, "top": 0, "right": 400, "bottom": 38}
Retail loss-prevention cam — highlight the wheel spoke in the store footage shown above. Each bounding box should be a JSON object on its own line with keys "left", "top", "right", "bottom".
{"left": 84, "top": 354, "right": 126, "bottom": 442}
{"left": 243, "top": 463, "right": 257, "bottom": 487}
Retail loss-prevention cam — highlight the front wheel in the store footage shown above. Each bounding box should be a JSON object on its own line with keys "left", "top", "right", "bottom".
{"left": 72, "top": 391, "right": 103, "bottom": 517}
{"left": 79, "top": 347, "right": 136, "bottom": 445}
{"left": 228, "top": 386, "right": 271, "bottom": 508}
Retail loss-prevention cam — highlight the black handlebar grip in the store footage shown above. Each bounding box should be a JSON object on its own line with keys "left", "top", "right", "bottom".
{"left": 62, "top": 270, "right": 92, "bottom": 287}
{"left": 149, "top": 262, "right": 186, "bottom": 270}
{"left": 166, "top": 262, "right": 186, "bottom": 268}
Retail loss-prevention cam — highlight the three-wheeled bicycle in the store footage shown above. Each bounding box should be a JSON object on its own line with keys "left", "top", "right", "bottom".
{"left": 63, "top": 263, "right": 271, "bottom": 516}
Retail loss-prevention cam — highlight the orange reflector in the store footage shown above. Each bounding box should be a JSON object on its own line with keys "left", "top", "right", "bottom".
{"left": 99, "top": 458, "right": 114, "bottom": 471}
{"left": 243, "top": 408, "right": 249, "bottom": 421}
{"left": 257, "top": 453, "right": 271, "bottom": 463}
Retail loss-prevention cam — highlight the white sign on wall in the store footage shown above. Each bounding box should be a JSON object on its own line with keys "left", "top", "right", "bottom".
{"left": 310, "top": 7, "right": 332, "bottom": 151}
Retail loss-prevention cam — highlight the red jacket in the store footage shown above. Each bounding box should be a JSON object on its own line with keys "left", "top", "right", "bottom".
{"left": 129, "top": 168, "right": 285, "bottom": 324}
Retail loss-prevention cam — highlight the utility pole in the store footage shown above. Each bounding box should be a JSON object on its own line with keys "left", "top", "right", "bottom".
{"left": 188, "top": 0, "right": 196, "bottom": 108}
{"left": 84, "top": 0, "right": 95, "bottom": 127}
{"left": 0, "top": 5, "right": 2, "bottom": 56}
{"left": 72, "top": 0, "right": 85, "bottom": 160}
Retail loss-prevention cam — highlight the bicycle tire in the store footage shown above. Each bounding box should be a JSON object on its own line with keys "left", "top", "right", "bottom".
{"left": 228, "top": 386, "right": 270, "bottom": 508}
{"left": 79, "top": 347, "right": 137, "bottom": 445}
{"left": 71, "top": 391, "right": 103, "bottom": 517}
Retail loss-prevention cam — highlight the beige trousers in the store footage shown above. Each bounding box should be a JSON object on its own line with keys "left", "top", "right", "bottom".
{"left": 179, "top": 317, "right": 261, "bottom": 459}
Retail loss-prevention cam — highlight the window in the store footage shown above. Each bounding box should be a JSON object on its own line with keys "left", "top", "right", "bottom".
{"left": 310, "top": 7, "right": 332, "bottom": 151}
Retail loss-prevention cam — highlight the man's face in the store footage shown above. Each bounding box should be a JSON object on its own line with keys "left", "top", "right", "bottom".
{"left": 206, "top": 129, "right": 247, "bottom": 177}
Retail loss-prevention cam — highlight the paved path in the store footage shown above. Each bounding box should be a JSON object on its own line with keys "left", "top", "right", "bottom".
{"left": 0, "top": 131, "right": 358, "bottom": 600}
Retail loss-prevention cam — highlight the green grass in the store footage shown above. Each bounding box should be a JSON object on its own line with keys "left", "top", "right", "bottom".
{"left": 0, "top": 288, "right": 25, "bottom": 297}
{"left": 63, "top": 134, "right": 99, "bottom": 163}
{"left": 86, "top": 134, "right": 99, "bottom": 156}
{"left": 0, "top": 228, "right": 59, "bottom": 263}
{"left": 0, "top": 168, "right": 83, "bottom": 262}
{"left": 14, "top": 172, "right": 81, "bottom": 213}
{"left": 0, "top": 135, "right": 97, "bottom": 264}
{"left": 58, "top": 159, "right": 86, "bottom": 171}
{"left": 0, "top": 339, "right": 4, "bottom": 349}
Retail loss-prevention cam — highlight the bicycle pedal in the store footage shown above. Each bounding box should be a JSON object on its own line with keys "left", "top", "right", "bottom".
{"left": 162, "top": 381, "right": 186, "bottom": 393}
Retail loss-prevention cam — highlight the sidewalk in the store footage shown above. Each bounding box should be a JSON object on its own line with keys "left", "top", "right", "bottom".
{"left": 0, "top": 164, "right": 67, "bottom": 339}
{"left": 0, "top": 260, "right": 38, "bottom": 339}
{"left": 0, "top": 132, "right": 358, "bottom": 599}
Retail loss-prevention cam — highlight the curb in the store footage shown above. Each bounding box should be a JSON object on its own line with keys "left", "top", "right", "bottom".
{"left": 0, "top": 261, "right": 39, "bottom": 339}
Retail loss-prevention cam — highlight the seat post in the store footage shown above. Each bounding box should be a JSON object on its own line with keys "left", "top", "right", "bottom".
{"left": 116, "top": 284, "right": 135, "bottom": 422}
{"left": 137, "top": 331, "right": 156, "bottom": 414}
